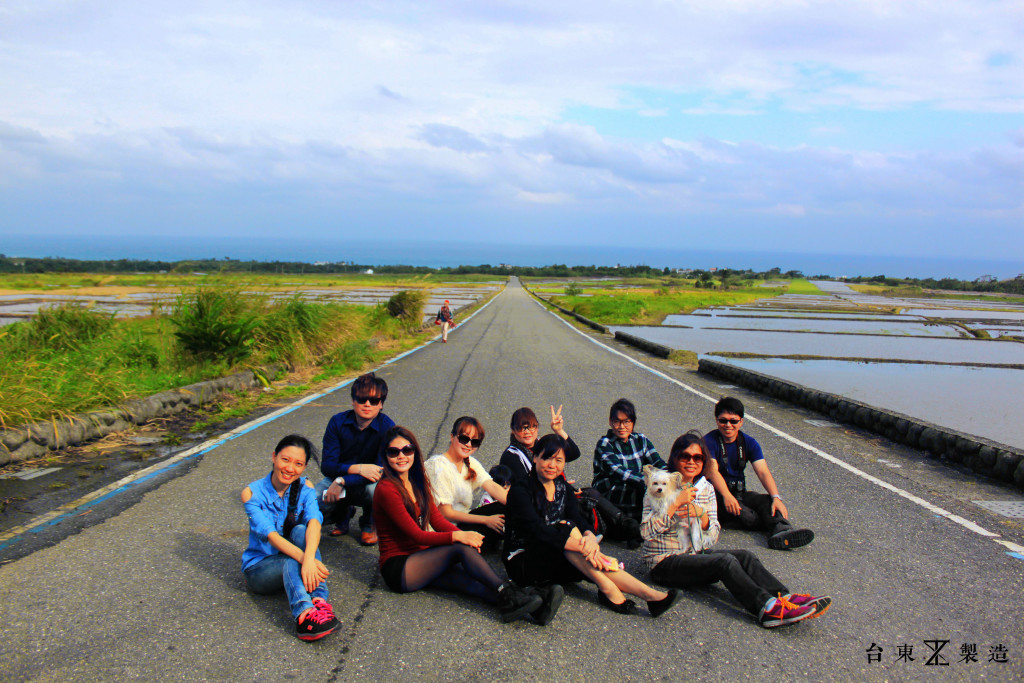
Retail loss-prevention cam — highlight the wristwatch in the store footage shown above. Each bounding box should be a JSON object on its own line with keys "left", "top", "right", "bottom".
{"left": 333, "top": 477, "right": 345, "bottom": 486}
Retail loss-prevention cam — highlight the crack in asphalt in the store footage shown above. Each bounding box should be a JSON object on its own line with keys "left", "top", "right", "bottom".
{"left": 424, "top": 299, "right": 503, "bottom": 456}
{"left": 325, "top": 571, "right": 381, "bottom": 682}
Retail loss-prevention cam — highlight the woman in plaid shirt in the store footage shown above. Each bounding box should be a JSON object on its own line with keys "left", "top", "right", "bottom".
{"left": 640, "top": 432, "right": 833, "bottom": 629}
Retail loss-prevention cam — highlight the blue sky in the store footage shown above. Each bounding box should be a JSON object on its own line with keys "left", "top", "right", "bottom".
{"left": 0, "top": 1, "right": 1022, "bottom": 265}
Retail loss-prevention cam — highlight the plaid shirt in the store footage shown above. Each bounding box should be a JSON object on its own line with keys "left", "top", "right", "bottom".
{"left": 640, "top": 477, "right": 721, "bottom": 570}
{"left": 591, "top": 430, "right": 667, "bottom": 518}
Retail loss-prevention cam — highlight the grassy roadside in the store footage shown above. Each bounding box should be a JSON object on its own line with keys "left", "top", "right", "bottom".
{"left": 548, "top": 286, "right": 780, "bottom": 325}
{"left": 0, "top": 287, "right": 494, "bottom": 431}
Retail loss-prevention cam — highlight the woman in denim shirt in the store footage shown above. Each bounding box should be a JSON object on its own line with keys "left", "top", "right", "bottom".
{"left": 242, "top": 434, "right": 340, "bottom": 641}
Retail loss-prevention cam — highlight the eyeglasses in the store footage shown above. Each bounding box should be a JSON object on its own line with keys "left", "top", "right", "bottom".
{"left": 385, "top": 445, "right": 415, "bottom": 457}
{"left": 354, "top": 395, "right": 383, "bottom": 406}
{"left": 515, "top": 424, "right": 538, "bottom": 432}
{"left": 611, "top": 419, "right": 633, "bottom": 428}
{"left": 456, "top": 433, "right": 483, "bottom": 448}
{"left": 717, "top": 417, "right": 741, "bottom": 425}
{"left": 676, "top": 454, "right": 703, "bottom": 464}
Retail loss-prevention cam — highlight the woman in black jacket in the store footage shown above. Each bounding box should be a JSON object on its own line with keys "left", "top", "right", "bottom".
{"left": 503, "top": 434, "right": 679, "bottom": 618}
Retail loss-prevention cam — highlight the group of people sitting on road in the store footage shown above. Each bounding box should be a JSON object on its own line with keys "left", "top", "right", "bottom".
{"left": 241, "top": 372, "right": 830, "bottom": 641}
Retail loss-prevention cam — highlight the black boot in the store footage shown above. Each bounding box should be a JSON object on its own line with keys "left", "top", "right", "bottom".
{"left": 497, "top": 582, "right": 543, "bottom": 623}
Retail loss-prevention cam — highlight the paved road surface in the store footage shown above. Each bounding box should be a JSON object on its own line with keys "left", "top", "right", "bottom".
{"left": 2, "top": 278, "right": 1023, "bottom": 681}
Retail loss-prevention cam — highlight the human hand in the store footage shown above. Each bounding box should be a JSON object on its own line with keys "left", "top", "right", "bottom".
{"left": 670, "top": 487, "right": 697, "bottom": 514}
{"left": 301, "top": 558, "right": 322, "bottom": 593}
{"left": 315, "top": 559, "right": 330, "bottom": 582}
{"left": 771, "top": 497, "right": 789, "bottom": 520}
{"left": 453, "top": 530, "right": 484, "bottom": 549}
{"left": 359, "top": 464, "right": 383, "bottom": 483}
{"left": 324, "top": 481, "right": 344, "bottom": 503}
{"left": 724, "top": 493, "right": 742, "bottom": 516}
{"left": 483, "top": 514, "right": 505, "bottom": 533}
{"left": 550, "top": 404, "right": 567, "bottom": 437}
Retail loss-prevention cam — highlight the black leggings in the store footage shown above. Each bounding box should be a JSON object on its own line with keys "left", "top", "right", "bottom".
{"left": 384, "top": 545, "right": 502, "bottom": 604}
{"left": 651, "top": 549, "right": 788, "bottom": 616}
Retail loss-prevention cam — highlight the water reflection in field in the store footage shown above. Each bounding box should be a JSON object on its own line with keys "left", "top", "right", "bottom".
{"left": 661, "top": 314, "right": 962, "bottom": 337}
{"left": 613, "top": 325, "right": 1024, "bottom": 365}
{"left": 719, "top": 358, "right": 1024, "bottom": 450}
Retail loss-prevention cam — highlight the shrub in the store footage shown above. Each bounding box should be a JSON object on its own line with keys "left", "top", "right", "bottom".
{"left": 170, "top": 287, "right": 258, "bottom": 364}
{"left": 21, "top": 304, "right": 114, "bottom": 351}
{"left": 564, "top": 283, "right": 583, "bottom": 296}
{"left": 386, "top": 290, "right": 427, "bottom": 323}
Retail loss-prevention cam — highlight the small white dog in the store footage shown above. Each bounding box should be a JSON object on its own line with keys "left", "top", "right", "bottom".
{"left": 642, "top": 464, "right": 704, "bottom": 552}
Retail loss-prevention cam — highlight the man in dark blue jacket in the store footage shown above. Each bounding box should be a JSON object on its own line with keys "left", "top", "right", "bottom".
{"left": 316, "top": 372, "right": 395, "bottom": 545}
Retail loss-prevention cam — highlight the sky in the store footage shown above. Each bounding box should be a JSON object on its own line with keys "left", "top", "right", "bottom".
{"left": 0, "top": 0, "right": 1022, "bottom": 266}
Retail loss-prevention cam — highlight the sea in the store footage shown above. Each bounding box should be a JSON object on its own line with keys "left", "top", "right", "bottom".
{"left": 2, "top": 233, "right": 1021, "bottom": 280}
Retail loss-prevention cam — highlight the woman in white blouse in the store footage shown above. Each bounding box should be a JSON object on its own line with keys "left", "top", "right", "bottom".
{"left": 424, "top": 416, "right": 509, "bottom": 552}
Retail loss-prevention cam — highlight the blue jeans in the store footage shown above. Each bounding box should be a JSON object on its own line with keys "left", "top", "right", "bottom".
{"left": 243, "top": 524, "right": 328, "bottom": 620}
{"left": 315, "top": 476, "right": 376, "bottom": 532}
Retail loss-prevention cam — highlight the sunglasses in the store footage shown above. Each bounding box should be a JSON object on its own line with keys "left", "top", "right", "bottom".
{"left": 355, "top": 395, "right": 383, "bottom": 406}
{"left": 456, "top": 433, "right": 483, "bottom": 448}
{"left": 717, "top": 417, "right": 741, "bottom": 425}
{"left": 676, "top": 454, "right": 704, "bottom": 464}
{"left": 515, "top": 424, "right": 538, "bottom": 432}
{"left": 385, "top": 445, "right": 415, "bottom": 457}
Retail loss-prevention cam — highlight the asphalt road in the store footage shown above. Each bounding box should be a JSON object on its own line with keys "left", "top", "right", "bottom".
{"left": 2, "top": 278, "right": 1023, "bottom": 682}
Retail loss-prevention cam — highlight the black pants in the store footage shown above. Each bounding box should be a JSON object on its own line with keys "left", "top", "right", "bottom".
{"left": 651, "top": 549, "right": 788, "bottom": 616}
{"left": 456, "top": 502, "right": 506, "bottom": 553}
{"left": 504, "top": 546, "right": 586, "bottom": 587}
{"left": 716, "top": 490, "right": 793, "bottom": 537}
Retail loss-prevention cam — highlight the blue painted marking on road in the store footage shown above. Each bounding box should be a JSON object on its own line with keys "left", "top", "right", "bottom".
{"left": 1, "top": 288, "right": 506, "bottom": 552}
{"left": 1008, "top": 552, "right": 1024, "bottom": 560}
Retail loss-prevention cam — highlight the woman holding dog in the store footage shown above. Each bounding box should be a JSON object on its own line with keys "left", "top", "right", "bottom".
{"left": 640, "top": 432, "right": 832, "bottom": 628}
{"left": 504, "top": 433, "right": 679, "bottom": 619}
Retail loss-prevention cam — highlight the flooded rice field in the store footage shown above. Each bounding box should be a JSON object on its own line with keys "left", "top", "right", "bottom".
{"left": 619, "top": 280, "right": 1024, "bottom": 452}
{"left": 661, "top": 314, "right": 962, "bottom": 337}
{"left": 723, "top": 358, "right": 1024, "bottom": 450}
{"left": 0, "top": 284, "right": 502, "bottom": 327}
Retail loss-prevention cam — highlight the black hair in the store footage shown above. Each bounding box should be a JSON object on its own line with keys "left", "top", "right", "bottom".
{"left": 714, "top": 396, "right": 744, "bottom": 418}
{"left": 379, "top": 426, "right": 432, "bottom": 529}
{"left": 509, "top": 406, "right": 538, "bottom": 431}
{"left": 488, "top": 464, "right": 513, "bottom": 488}
{"left": 528, "top": 433, "right": 568, "bottom": 514}
{"left": 274, "top": 434, "right": 319, "bottom": 467}
{"left": 350, "top": 371, "right": 388, "bottom": 403}
{"left": 668, "top": 431, "right": 711, "bottom": 480}
{"left": 609, "top": 398, "right": 636, "bottom": 424}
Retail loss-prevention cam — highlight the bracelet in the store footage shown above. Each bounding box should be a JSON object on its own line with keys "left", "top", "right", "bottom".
{"left": 771, "top": 494, "right": 782, "bottom": 500}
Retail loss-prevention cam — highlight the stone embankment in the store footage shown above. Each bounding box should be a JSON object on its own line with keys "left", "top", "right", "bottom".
{"left": 699, "top": 358, "right": 1024, "bottom": 489}
{"left": 0, "top": 366, "right": 279, "bottom": 465}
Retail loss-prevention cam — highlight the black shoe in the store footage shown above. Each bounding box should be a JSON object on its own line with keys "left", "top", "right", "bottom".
{"left": 622, "top": 517, "right": 643, "bottom": 549}
{"left": 296, "top": 605, "right": 340, "bottom": 641}
{"left": 597, "top": 591, "right": 638, "bottom": 615}
{"left": 647, "top": 588, "right": 679, "bottom": 618}
{"left": 768, "top": 528, "right": 814, "bottom": 550}
{"left": 497, "top": 581, "right": 544, "bottom": 623}
{"left": 531, "top": 584, "right": 565, "bottom": 626}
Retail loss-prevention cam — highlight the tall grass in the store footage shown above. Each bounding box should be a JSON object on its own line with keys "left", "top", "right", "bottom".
{"left": 0, "top": 290, "right": 445, "bottom": 430}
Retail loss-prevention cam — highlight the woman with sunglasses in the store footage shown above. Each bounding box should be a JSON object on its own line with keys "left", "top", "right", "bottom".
{"left": 425, "top": 417, "right": 508, "bottom": 552}
{"left": 505, "top": 433, "right": 679, "bottom": 618}
{"left": 640, "top": 432, "right": 832, "bottom": 628}
{"left": 499, "top": 405, "right": 580, "bottom": 486}
{"left": 372, "top": 426, "right": 549, "bottom": 623}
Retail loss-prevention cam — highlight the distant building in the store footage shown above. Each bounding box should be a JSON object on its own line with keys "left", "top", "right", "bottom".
{"left": 364, "top": 268, "right": 374, "bottom": 275}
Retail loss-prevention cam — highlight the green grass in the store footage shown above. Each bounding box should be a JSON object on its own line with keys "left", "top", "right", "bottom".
{"left": 0, "top": 271, "right": 506, "bottom": 291}
{"left": 549, "top": 286, "right": 780, "bottom": 325}
{"left": 784, "top": 279, "right": 823, "bottom": 295}
{"left": 0, "top": 289, "right": 482, "bottom": 430}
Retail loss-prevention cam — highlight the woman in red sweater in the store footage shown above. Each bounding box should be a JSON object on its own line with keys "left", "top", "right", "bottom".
{"left": 372, "top": 425, "right": 547, "bottom": 623}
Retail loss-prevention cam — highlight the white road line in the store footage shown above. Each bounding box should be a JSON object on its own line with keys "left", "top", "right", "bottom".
{"left": 535, "top": 296, "right": 1020, "bottom": 554}
{"left": 1, "top": 291, "right": 504, "bottom": 547}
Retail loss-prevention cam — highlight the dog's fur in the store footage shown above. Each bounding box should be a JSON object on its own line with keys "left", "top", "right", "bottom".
{"left": 642, "top": 464, "right": 684, "bottom": 519}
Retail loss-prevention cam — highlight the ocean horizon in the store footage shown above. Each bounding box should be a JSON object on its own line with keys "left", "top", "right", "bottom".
{"left": 2, "top": 233, "right": 1020, "bottom": 281}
